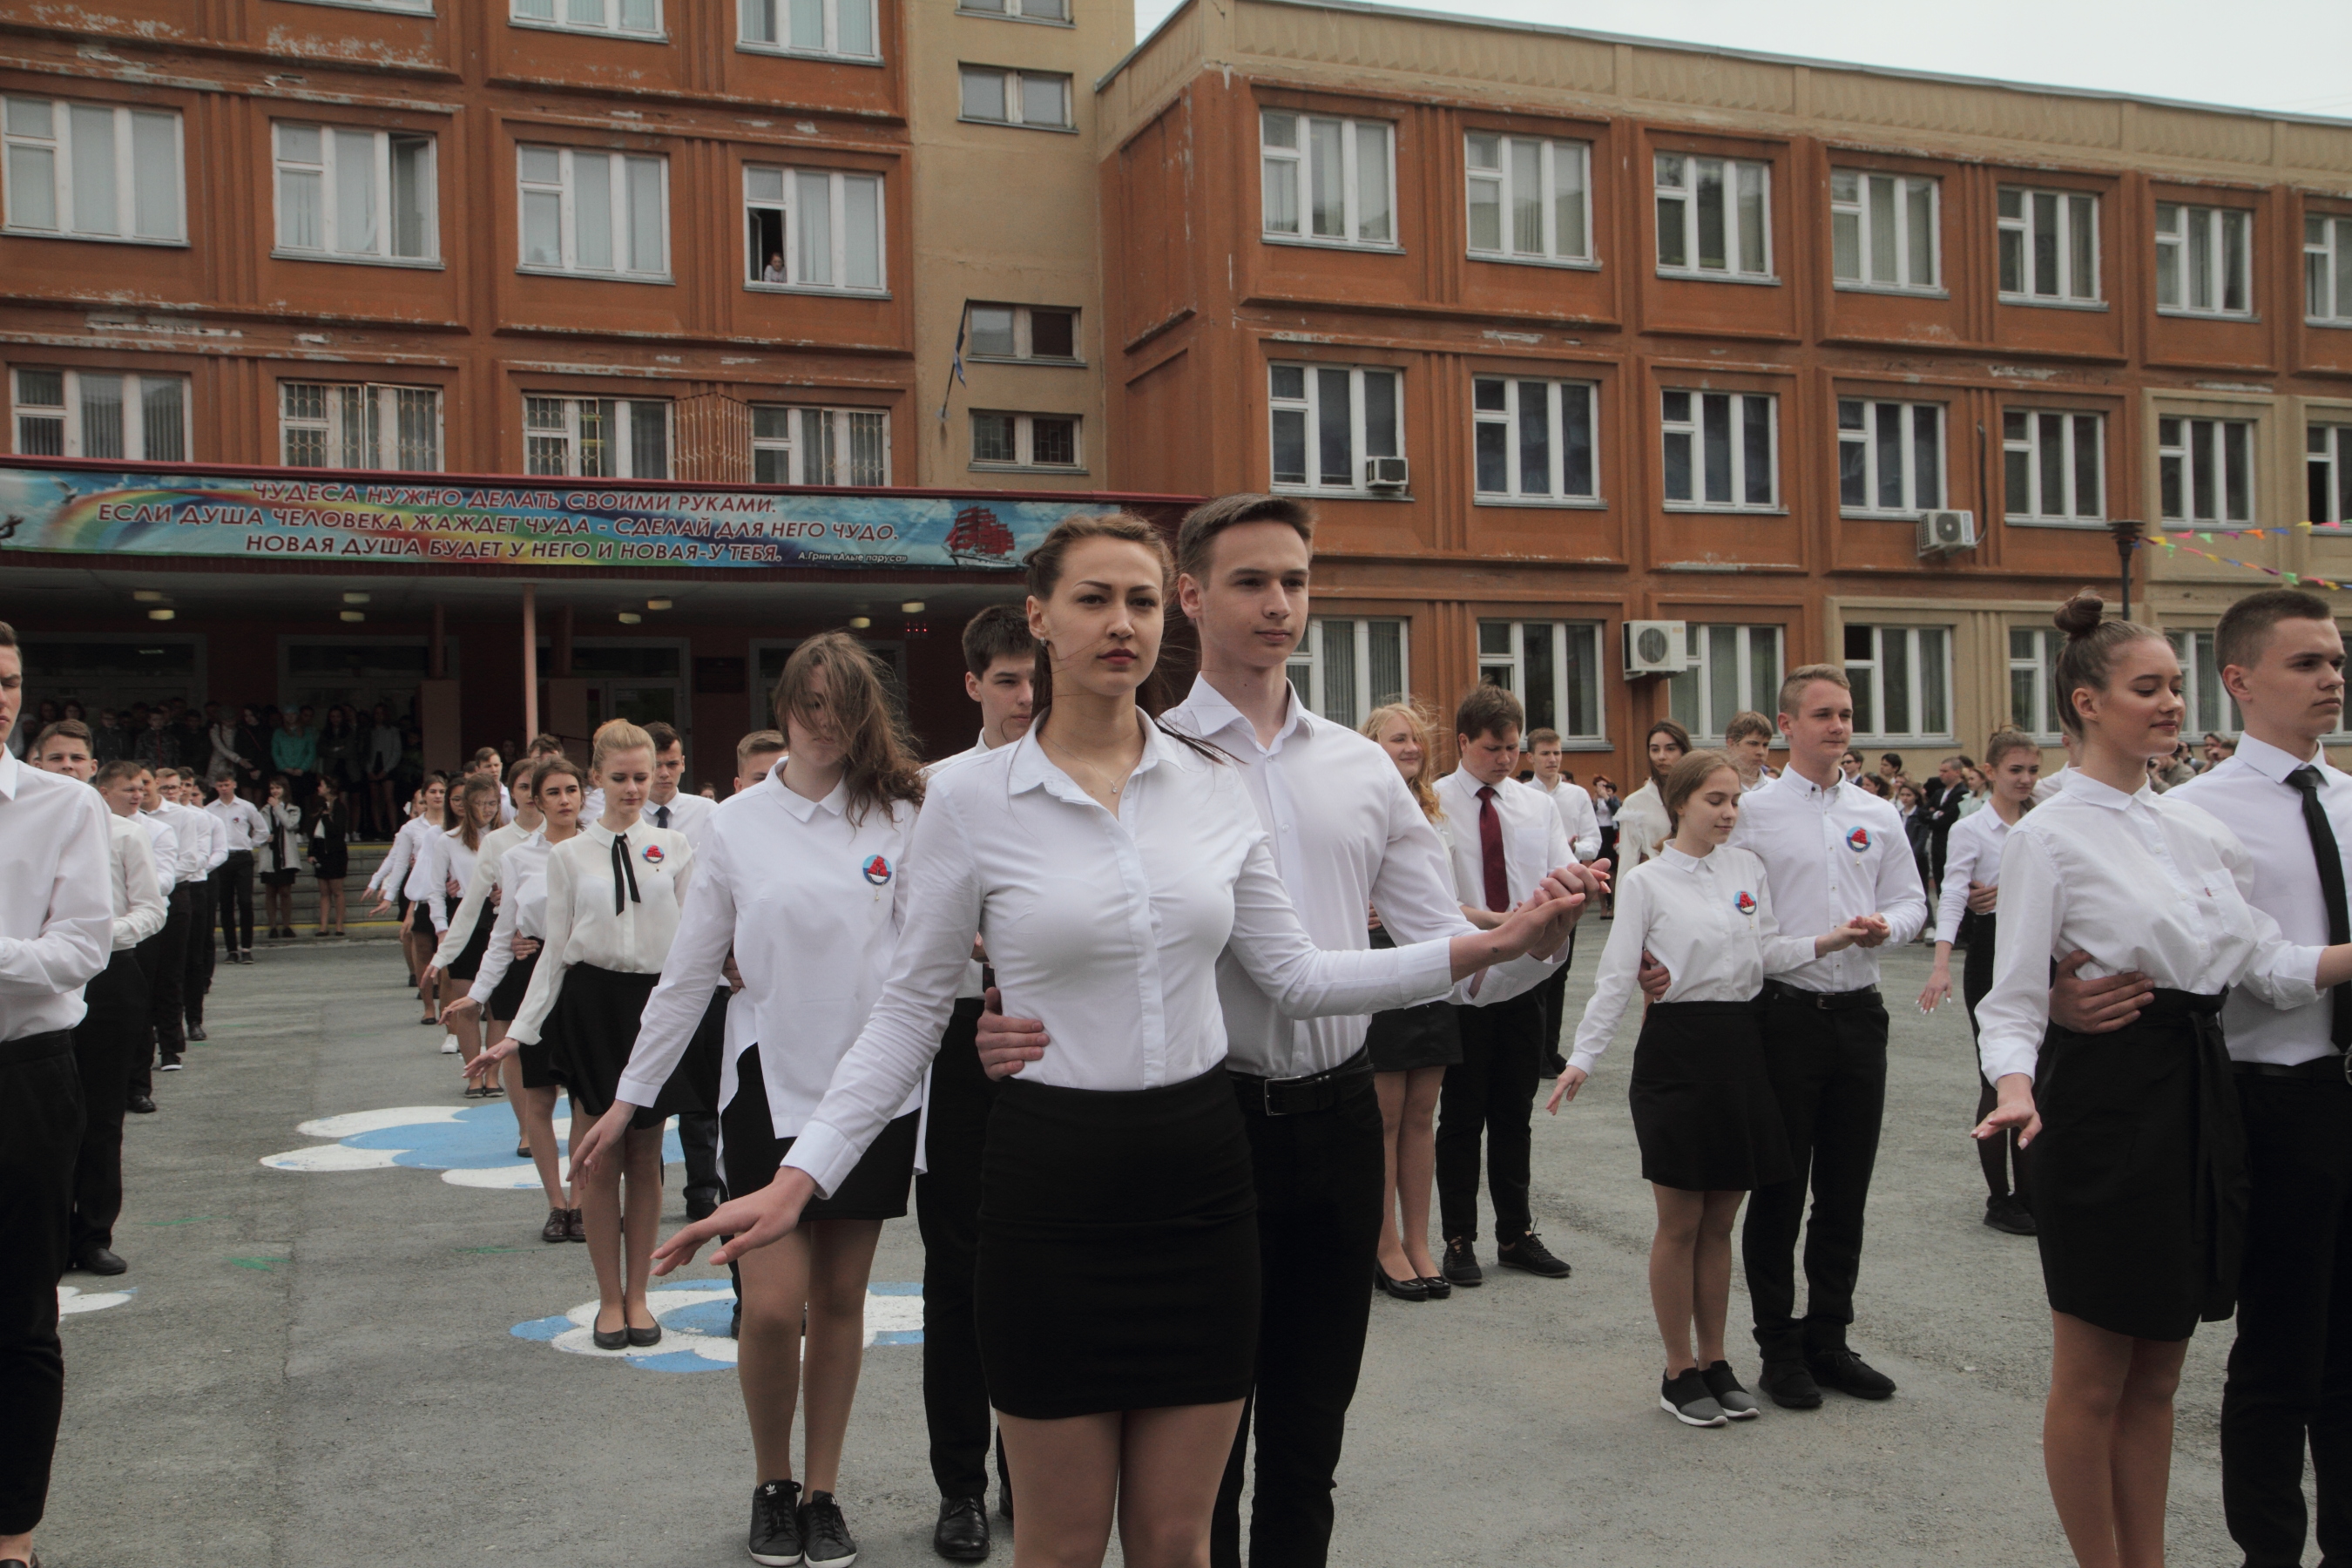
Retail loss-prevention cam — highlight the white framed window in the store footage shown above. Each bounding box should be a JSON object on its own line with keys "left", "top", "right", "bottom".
{"left": 2312, "top": 423, "right": 2352, "bottom": 526}
{"left": 1268, "top": 363, "right": 1401, "bottom": 493}
{"left": 510, "top": 0, "right": 661, "bottom": 36}
{"left": 1837, "top": 398, "right": 1945, "bottom": 516}
{"left": 2159, "top": 415, "right": 2254, "bottom": 526}
{"left": 1260, "top": 110, "right": 1395, "bottom": 248}
{"left": 2306, "top": 216, "right": 2352, "bottom": 326}
{"left": 1998, "top": 186, "right": 2099, "bottom": 303}
{"left": 743, "top": 165, "right": 884, "bottom": 293}
{"left": 10, "top": 368, "right": 187, "bottom": 461}
{"left": 1829, "top": 169, "right": 1938, "bottom": 292}
{"left": 2167, "top": 629, "right": 2242, "bottom": 738}
{"left": 1661, "top": 389, "right": 1777, "bottom": 511}
{"left": 295, "top": 0, "right": 432, "bottom": 9}
{"left": 965, "top": 304, "right": 1078, "bottom": 362}
{"left": 970, "top": 411, "right": 1078, "bottom": 470}
{"left": 752, "top": 405, "right": 889, "bottom": 485}
{"left": 2008, "top": 625, "right": 2063, "bottom": 741}
{"left": 1465, "top": 133, "right": 1591, "bottom": 266}
{"left": 273, "top": 124, "right": 436, "bottom": 264}
{"left": 740, "top": 0, "right": 877, "bottom": 58}
{"left": 1843, "top": 624, "right": 1951, "bottom": 744}
{"left": 2004, "top": 409, "right": 2105, "bottom": 524}
{"left": 2, "top": 97, "right": 184, "bottom": 244}
{"left": 959, "top": 67, "right": 1071, "bottom": 130}
{"left": 280, "top": 382, "right": 442, "bottom": 470}
{"left": 1653, "top": 152, "right": 1771, "bottom": 280}
{"left": 958, "top": 0, "right": 1066, "bottom": 16}
{"left": 1287, "top": 617, "right": 1408, "bottom": 730}
{"left": 1472, "top": 375, "right": 1597, "bottom": 503}
{"left": 1477, "top": 620, "right": 1605, "bottom": 742}
{"left": 523, "top": 395, "right": 670, "bottom": 478}
{"left": 517, "top": 145, "right": 668, "bottom": 280}
{"left": 1668, "top": 624, "right": 1784, "bottom": 743}
{"left": 2156, "top": 202, "right": 2253, "bottom": 317}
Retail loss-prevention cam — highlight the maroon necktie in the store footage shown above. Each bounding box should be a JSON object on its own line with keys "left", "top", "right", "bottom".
{"left": 1477, "top": 785, "right": 1509, "bottom": 912}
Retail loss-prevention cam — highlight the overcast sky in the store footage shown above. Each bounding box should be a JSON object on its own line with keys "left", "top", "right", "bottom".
{"left": 1126, "top": 0, "right": 2352, "bottom": 121}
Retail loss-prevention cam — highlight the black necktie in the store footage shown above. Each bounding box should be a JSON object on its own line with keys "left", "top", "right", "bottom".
{"left": 2286, "top": 766, "right": 2352, "bottom": 1050}
{"left": 654, "top": 804, "right": 670, "bottom": 829}
{"left": 610, "top": 831, "right": 642, "bottom": 916}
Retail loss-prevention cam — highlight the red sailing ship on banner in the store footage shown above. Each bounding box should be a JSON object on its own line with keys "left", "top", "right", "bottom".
{"left": 946, "top": 503, "right": 1018, "bottom": 567}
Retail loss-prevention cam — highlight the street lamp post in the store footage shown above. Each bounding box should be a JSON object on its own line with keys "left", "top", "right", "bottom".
{"left": 2108, "top": 518, "right": 2145, "bottom": 620}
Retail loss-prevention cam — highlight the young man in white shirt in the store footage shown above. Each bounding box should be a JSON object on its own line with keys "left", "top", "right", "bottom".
{"left": 0, "top": 625, "right": 117, "bottom": 1568}
{"left": 206, "top": 772, "right": 268, "bottom": 964}
{"left": 159, "top": 768, "right": 226, "bottom": 1044}
{"left": 1521, "top": 727, "right": 1601, "bottom": 1074}
{"left": 641, "top": 721, "right": 713, "bottom": 841}
{"left": 1726, "top": 710, "right": 1778, "bottom": 792}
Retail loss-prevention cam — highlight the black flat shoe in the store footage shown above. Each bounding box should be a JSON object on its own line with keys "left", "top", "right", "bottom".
{"left": 516, "top": 1141, "right": 531, "bottom": 1159}
{"left": 1374, "top": 1266, "right": 1429, "bottom": 1302}
{"left": 933, "top": 1494, "right": 990, "bottom": 1562}
{"left": 625, "top": 1320, "right": 662, "bottom": 1348}
{"left": 591, "top": 1322, "right": 628, "bottom": 1351}
{"left": 1416, "top": 1274, "right": 1452, "bottom": 1300}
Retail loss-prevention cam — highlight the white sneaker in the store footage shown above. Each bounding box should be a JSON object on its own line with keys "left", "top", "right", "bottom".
{"left": 439, "top": 1035, "right": 460, "bottom": 1055}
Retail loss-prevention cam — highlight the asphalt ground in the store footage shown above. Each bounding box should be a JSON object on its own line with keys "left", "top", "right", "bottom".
{"left": 38, "top": 933, "right": 2261, "bottom": 1567}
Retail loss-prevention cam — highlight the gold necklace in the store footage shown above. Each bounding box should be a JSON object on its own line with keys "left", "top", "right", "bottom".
{"left": 1043, "top": 733, "right": 1138, "bottom": 800}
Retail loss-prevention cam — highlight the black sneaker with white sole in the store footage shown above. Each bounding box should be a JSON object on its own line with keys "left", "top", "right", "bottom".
{"left": 1700, "top": 1360, "right": 1761, "bottom": 1419}
{"left": 799, "top": 1490, "right": 858, "bottom": 1568}
{"left": 748, "top": 1478, "right": 803, "bottom": 1565}
{"left": 1659, "top": 1368, "right": 1728, "bottom": 1428}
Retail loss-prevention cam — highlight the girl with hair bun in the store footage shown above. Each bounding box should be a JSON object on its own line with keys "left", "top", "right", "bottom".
{"left": 1973, "top": 590, "right": 2352, "bottom": 1568}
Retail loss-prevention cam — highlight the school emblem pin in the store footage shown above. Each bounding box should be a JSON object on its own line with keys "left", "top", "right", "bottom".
{"left": 1734, "top": 891, "right": 1757, "bottom": 916}
{"left": 642, "top": 843, "right": 665, "bottom": 865}
{"left": 1845, "top": 827, "right": 1871, "bottom": 853}
{"left": 862, "top": 855, "right": 893, "bottom": 886}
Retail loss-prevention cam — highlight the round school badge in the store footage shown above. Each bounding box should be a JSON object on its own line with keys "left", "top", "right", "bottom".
{"left": 1845, "top": 826, "right": 1871, "bottom": 853}
{"left": 862, "top": 855, "right": 893, "bottom": 886}
{"left": 642, "top": 843, "right": 666, "bottom": 865}
{"left": 1734, "top": 891, "right": 1758, "bottom": 916}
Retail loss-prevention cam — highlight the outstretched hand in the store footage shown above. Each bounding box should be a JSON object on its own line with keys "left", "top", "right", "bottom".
{"left": 652, "top": 1167, "right": 817, "bottom": 1273}
{"left": 1545, "top": 1064, "right": 1589, "bottom": 1114}
{"left": 1971, "top": 1072, "right": 2041, "bottom": 1147}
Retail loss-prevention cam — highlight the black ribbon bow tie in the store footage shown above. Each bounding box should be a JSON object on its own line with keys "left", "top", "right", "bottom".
{"left": 610, "top": 831, "right": 642, "bottom": 916}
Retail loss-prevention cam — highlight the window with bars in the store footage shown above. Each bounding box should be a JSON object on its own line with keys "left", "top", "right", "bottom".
{"left": 2307, "top": 216, "right": 2352, "bottom": 326}
{"left": 2008, "top": 625, "right": 2063, "bottom": 740}
{"left": 959, "top": 66, "right": 1072, "bottom": 129}
{"left": 280, "top": 382, "right": 442, "bottom": 471}
{"left": 2003, "top": 409, "right": 2105, "bottom": 524}
{"left": 523, "top": 396, "right": 670, "bottom": 479}
{"left": 1661, "top": 389, "right": 1777, "bottom": 511}
{"left": 2168, "top": 630, "right": 2242, "bottom": 737}
{"left": 970, "top": 411, "right": 1079, "bottom": 470}
{"left": 743, "top": 165, "right": 884, "bottom": 293}
{"left": 2, "top": 97, "right": 183, "bottom": 244}
{"left": 11, "top": 368, "right": 187, "bottom": 461}
{"left": 1472, "top": 376, "right": 1597, "bottom": 502}
{"left": 1830, "top": 169, "right": 1938, "bottom": 292}
{"left": 1837, "top": 398, "right": 1944, "bottom": 516}
{"left": 965, "top": 304, "right": 1077, "bottom": 362}
{"left": 1269, "top": 363, "right": 1401, "bottom": 493}
{"left": 2159, "top": 416, "right": 2254, "bottom": 527}
{"left": 1998, "top": 186, "right": 2099, "bottom": 303}
{"left": 740, "top": 0, "right": 877, "bottom": 58}
{"left": 1843, "top": 624, "right": 1951, "bottom": 743}
{"left": 1477, "top": 620, "right": 1605, "bottom": 742}
{"left": 751, "top": 405, "right": 889, "bottom": 485}
{"left": 511, "top": 0, "right": 660, "bottom": 35}
{"left": 1654, "top": 152, "right": 1771, "bottom": 280}
{"left": 1668, "top": 624, "right": 1784, "bottom": 743}
{"left": 1260, "top": 111, "right": 1395, "bottom": 248}
{"left": 1286, "top": 617, "right": 1408, "bottom": 730}
{"left": 517, "top": 145, "right": 667, "bottom": 280}
{"left": 2312, "top": 423, "right": 2352, "bottom": 527}
{"left": 2156, "top": 202, "right": 2253, "bottom": 317}
{"left": 274, "top": 124, "right": 435, "bottom": 263}
{"left": 1465, "top": 133, "right": 1591, "bottom": 265}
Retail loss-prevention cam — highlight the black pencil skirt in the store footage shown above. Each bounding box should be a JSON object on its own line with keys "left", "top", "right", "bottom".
{"left": 1364, "top": 927, "right": 1463, "bottom": 1071}
{"left": 545, "top": 964, "right": 721, "bottom": 1131}
{"left": 443, "top": 897, "right": 492, "bottom": 982}
{"left": 976, "top": 1064, "right": 1259, "bottom": 1420}
{"left": 1627, "top": 999, "right": 1794, "bottom": 1193}
{"left": 490, "top": 950, "right": 553, "bottom": 1085}
{"left": 720, "top": 1044, "right": 917, "bottom": 1221}
{"left": 2031, "top": 988, "right": 2248, "bottom": 1342}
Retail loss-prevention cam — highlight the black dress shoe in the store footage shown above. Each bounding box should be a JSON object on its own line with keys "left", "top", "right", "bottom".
{"left": 1496, "top": 1231, "right": 1572, "bottom": 1279}
{"left": 626, "top": 1319, "right": 663, "bottom": 1348}
{"left": 1808, "top": 1348, "right": 1898, "bottom": 1400}
{"left": 1758, "top": 1359, "right": 1823, "bottom": 1409}
{"left": 591, "top": 1323, "right": 628, "bottom": 1351}
{"left": 186, "top": 1024, "right": 207, "bottom": 1042}
{"left": 1984, "top": 1194, "right": 2038, "bottom": 1235}
{"left": 748, "top": 1478, "right": 804, "bottom": 1566}
{"left": 1417, "top": 1274, "right": 1452, "bottom": 1300}
{"left": 1374, "top": 1265, "right": 1429, "bottom": 1302}
{"left": 127, "top": 1095, "right": 158, "bottom": 1114}
{"left": 933, "top": 1495, "right": 990, "bottom": 1561}
{"left": 1441, "top": 1236, "right": 1484, "bottom": 1287}
{"left": 74, "top": 1246, "right": 127, "bottom": 1276}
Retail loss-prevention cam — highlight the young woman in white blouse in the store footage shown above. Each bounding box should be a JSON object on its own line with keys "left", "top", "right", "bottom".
{"left": 1549, "top": 750, "right": 1876, "bottom": 1428}
{"left": 652, "top": 514, "right": 1579, "bottom": 1568}
{"left": 1972, "top": 592, "right": 2352, "bottom": 1568}
{"left": 474, "top": 723, "right": 706, "bottom": 1348}
{"left": 254, "top": 777, "right": 303, "bottom": 941}
{"left": 1916, "top": 730, "right": 2042, "bottom": 1237}
{"left": 573, "top": 633, "right": 925, "bottom": 1568}
{"left": 371, "top": 776, "right": 448, "bottom": 1023}
{"left": 429, "top": 777, "right": 503, "bottom": 1090}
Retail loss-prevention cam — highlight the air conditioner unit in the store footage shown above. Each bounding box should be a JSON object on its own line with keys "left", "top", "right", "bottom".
{"left": 1363, "top": 456, "right": 1409, "bottom": 490}
{"left": 1623, "top": 619, "right": 1689, "bottom": 678}
{"left": 1916, "top": 509, "right": 1979, "bottom": 556}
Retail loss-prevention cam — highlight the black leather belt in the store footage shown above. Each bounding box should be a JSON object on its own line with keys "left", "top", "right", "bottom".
{"left": 1229, "top": 1048, "right": 1373, "bottom": 1117}
{"left": 2232, "top": 1056, "right": 2352, "bottom": 1085}
{"left": 1762, "top": 980, "right": 1882, "bottom": 1011}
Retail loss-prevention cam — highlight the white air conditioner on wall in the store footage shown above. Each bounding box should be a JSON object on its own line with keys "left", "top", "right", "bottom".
{"left": 1623, "top": 620, "right": 1688, "bottom": 677}
{"left": 1916, "top": 509, "right": 1979, "bottom": 556}
{"left": 1363, "top": 456, "right": 1409, "bottom": 490}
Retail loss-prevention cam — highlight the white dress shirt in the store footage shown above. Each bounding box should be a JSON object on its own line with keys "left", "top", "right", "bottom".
{"left": 1569, "top": 844, "right": 1815, "bottom": 1073}
{"left": 467, "top": 831, "right": 553, "bottom": 1004}
{"left": 1934, "top": 805, "right": 2017, "bottom": 945}
{"left": 368, "top": 814, "right": 435, "bottom": 897}
{"left": 2167, "top": 734, "right": 2352, "bottom": 1066}
{"left": 504, "top": 821, "right": 696, "bottom": 1046}
{"left": 644, "top": 791, "right": 713, "bottom": 841}
{"left": 923, "top": 737, "right": 1005, "bottom": 998}
{"left": 0, "top": 751, "right": 114, "bottom": 1040}
{"left": 1727, "top": 767, "right": 1928, "bottom": 992}
{"left": 419, "top": 831, "right": 482, "bottom": 932}
{"left": 432, "top": 821, "right": 531, "bottom": 968}
{"left": 160, "top": 800, "right": 222, "bottom": 883}
{"left": 206, "top": 795, "right": 269, "bottom": 852}
{"left": 1433, "top": 768, "right": 1575, "bottom": 916}
{"left": 105, "top": 811, "right": 168, "bottom": 951}
{"left": 1975, "top": 770, "right": 2324, "bottom": 1083}
{"left": 621, "top": 770, "right": 922, "bottom": 1138}
{"left": 2031, "top": 764, "right": 2075, "bottom": 805}
{"left": 1532, "top": 776, "right": 1603, "bottom": 862}
{"left": 139, "top": 809, "right": 179, "bottom": 891}
{"left": 781, "top": 721, "right": 1459, "bottom": 1197}
{"left": 1614, "top": 780, "right": 1671, "bottom": 871}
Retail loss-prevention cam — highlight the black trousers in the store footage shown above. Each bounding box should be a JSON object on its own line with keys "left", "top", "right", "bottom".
{"left": 0, "top": 1031, "right": 84, "bottom": 1537}
{"left": 71, "top": 953, "right": 145, "bottom": 1255}
{"left": 1211, "top": 1071, "right": 1385, "bottom": 1568}
{"left": 1435, "top": 990, "right": 1546, "bottom": 1246}
{"left": 676, "top": 1113, "right": 722, "bottom": 1206}
{"left": 1536, "top": 941, "right": 1574, "bottom": 1073}
{"left": 215, "top": 849, "right": 254, "bottom": 955}
{"left": 1959, "top": 914, "right": 2028, "bottom": 1204}
{"left": 1742, "top": 990, "right": 1889, "bottom": 1362}
{"left": 184, "top": 879, "right": 215, "bottom": 1025}
{"left": 2222, "top": 1073, "right": 2352, "bottom": 1568}
{"left": 145, "top": 886, "right": 192, "bottom": 1068}
{"left": 916, "top": 998, "right": 1010, "bottom": 1501}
